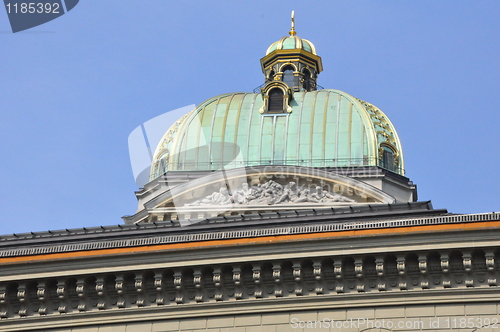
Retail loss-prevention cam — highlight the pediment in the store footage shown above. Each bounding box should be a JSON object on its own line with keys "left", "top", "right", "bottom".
{"left": 139, "top": 166, "right": 395, "bottom": 224}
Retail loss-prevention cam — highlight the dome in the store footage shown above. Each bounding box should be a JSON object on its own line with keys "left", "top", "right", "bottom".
{"left": 266, "top": 35, "right": 317, "bottom": 55}
{"left": 150, "top": 90, "right": 405, "bottom": 180}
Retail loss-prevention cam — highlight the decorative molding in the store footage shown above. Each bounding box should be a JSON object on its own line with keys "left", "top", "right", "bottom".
{"left": 0, "top": 247, "right": 498, "bottom": 321}
{"left": 0, "top": 212, "right": 498, "bottom": 259}
{"left": 258, "top": 81, "right": 293, "bottom": 113}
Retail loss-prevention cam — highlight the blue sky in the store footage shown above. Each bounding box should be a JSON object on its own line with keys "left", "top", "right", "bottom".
{"left": 1, "top": 1, "right": 499, "bottom": 235}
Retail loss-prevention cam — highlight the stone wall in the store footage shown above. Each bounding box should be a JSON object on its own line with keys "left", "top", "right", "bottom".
{"left": 34, "top": 303, "right": 500, "bottom": 332}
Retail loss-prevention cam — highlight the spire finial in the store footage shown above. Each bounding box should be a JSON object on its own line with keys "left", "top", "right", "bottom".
{"left": 289, "top": 11, "right": 296, "bottom": 36}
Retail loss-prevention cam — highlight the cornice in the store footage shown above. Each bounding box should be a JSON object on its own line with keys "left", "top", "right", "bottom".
{"left": 0, "top": 205, "right": 464, "bottom": 261}
{"left": 1, "top": 245, "right": 500, "bottom": 331}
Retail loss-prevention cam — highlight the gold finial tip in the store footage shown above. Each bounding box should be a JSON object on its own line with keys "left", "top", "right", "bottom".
{"left": 289, "top": 10, "right": 296, "bottom": 36}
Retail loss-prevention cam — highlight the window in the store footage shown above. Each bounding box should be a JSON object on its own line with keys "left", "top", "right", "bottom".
{"left": 268, "top": 88, "right": 284, "bottom": 112}
{"left": 381, "top": 145, "right": 396, "bottom": 172}
{"left": 281, "top": 65, "right": 295, "bottom": 87}
{"left": 302, "top": 69, "right": 311, "bottom": 91}
{"left": 268, "top": 70, "right": 275, "bottom": 82}
{"left": 258, "top": 81, "right": 292, "bottom": 115}
{"left": 159, "top": 157, "right": 167, "bottom": 174}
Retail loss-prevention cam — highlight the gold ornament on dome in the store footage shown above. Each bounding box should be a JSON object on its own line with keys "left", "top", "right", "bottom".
{"left": 290, "top": 11, "right": 296, "bottom": 36}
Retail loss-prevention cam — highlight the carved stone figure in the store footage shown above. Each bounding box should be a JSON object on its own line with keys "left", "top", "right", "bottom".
{"left": 188, "top": 187, "right": 233, "bottom": 206}
{"left": 312, "top": 186, "right": 355, "bottom": 203}
{"left": 293, "top": 188, "right": 319, "bottom": 203}
{"left": 184, "top": 180, "right": 356, "bottom": 206}
{"left": 233, "top": 183, "right": 258, "bottom": 204}
{"left": 276, "top": 181, "right": 298, "bottom": 204}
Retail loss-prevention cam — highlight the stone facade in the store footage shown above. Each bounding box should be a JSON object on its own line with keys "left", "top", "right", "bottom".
{"left": 1, "top": 208, "right": 500, "bottom": 331}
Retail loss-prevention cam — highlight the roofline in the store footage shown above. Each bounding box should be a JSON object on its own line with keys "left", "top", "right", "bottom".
{"left": 7, "top": 211, "right": 500, "bottom": 266}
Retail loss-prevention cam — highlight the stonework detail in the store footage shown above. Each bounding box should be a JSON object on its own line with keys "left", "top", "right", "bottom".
{"left": 0, "top": 248, "right": 497, "bottom": 321}
{"left": 185, "top": 180, "right": 355, "bottom": 206}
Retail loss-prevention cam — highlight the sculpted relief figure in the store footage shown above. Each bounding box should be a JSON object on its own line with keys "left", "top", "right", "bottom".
{"left": 312, "top": 186, "right": 356, "bottom": 203}
{"left": 233, "top": 183, "right": 257, "bottom": 204}
{"left": 188, "top": 187, "right": 233, "bottom": 206}
{"left": 185, "top": 180, "right": 357, "bottom": 206}
{"left": 276, "top": 181, "right": 299, "bottom": 204}
{"left": 250, "top": 180, "right": 283, "bottom": 205}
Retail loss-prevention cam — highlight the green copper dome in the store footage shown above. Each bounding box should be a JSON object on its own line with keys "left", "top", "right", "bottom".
{"left": 266, "top": 35, "right": 317, "bottom": 55}
{"left": 150, "top": 90, "right": 404, "bottom": 180}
